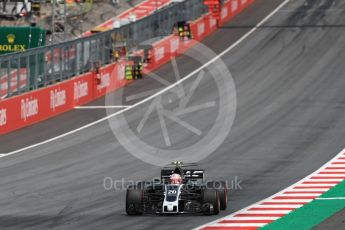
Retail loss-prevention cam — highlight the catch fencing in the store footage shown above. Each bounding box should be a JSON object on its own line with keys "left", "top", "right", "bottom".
{"left": 0, "top": 0, "right": 206, "bottom": 99}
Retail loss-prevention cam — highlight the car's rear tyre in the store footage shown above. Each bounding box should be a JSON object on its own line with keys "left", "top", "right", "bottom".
{"left": 218, "top": 187, "right": 227, "bottom": 210}
{"left": 202, "top": 189, "right": 220, "bottom": 215}
{"left": 206, "top": 181, "right": 227, "bottom": 210}
{"left": 126, "top": 188, "right": 143, "bottom": 215}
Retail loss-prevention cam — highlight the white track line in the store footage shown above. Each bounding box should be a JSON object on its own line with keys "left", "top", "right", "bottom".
{"left": 288, "top": 188, "right": 328, "bottom": 193}
{"left": 309, "top": 175, "right": 345, "bottom": 178}
{"left": 74, "top": 106, "right": 131, "bottom": 109}
{"left": 323, "top": 169, "right": 345, "bottom": 172}
{"left": 276, "top": 193, "right": 322, "bottom": 197}
{"left": 316, "top": 197, "right": 345, "bottom": 200}
{"left": 297, "top": 183, "right": 338, "bottom": 186}
{"left": 308, "top": 179, "right": 343, "bottom": 182}
{"left": 255, "top": 205, "right": 303, "bottom": 208}
{"left": 240, "top": 210, "right": 291, "bottom": 214}
{"left": 217, "top": 223, "right": 266, "bottom": 229}
{"left": 313, "top": 174, "right": 345, "bottom": 178}
{"left": 210, "top": 223, "right": 267, "bottom": 227}
{"left": 270, "top": 199, "right": 314, "bottom": 202}
{"left": 224, "top": 217, "right": 279, "bottom": 220}
{"left": 0, "top": 0, "right": 286, "bottom": 158}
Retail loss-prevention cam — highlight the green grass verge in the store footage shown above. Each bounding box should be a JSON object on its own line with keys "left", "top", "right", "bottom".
{"left": 260, "top": 180, "right": 345, "bottom": 230}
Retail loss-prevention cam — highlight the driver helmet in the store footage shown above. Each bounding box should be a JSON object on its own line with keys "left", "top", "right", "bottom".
{"left": 169, "top": 173, "right": 182, "bottom": 184}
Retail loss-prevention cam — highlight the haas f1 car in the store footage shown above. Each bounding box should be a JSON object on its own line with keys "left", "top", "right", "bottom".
{"left": 126, "top": 162, "right": 227, "bottom": 215}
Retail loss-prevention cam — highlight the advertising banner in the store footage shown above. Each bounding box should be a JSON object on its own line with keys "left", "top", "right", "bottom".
{"left": 0, "top": 72, "right": 93, "bottom": 134}
{"left": 0, "top": 27, "right": 46, "bottom": 55}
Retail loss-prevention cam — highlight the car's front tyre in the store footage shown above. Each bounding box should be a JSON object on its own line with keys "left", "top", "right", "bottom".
{"left": 126, "top": 188, "right": 143, "bottom": 215}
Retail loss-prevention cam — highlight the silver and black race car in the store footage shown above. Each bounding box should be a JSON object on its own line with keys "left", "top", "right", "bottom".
{"left": 126, "top": 162, "right": 227, "bottom": 215}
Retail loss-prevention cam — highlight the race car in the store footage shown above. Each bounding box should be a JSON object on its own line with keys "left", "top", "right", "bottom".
{"left": 126, "top": 161, "right": 227, "bottom": 215}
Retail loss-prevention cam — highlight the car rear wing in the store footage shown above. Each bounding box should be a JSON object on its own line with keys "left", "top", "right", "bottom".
{"left": 161, "top": 168, "right": 204, "bottom": 183}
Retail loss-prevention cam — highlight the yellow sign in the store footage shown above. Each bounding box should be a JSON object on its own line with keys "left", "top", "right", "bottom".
{"left": 0, "top": 33, "right": 26, "bottom": 52}
{"left": 0, "top": 44, "right": 26, "bottom": 52}
{"left": 7, "top": 34, "right": 15, "bottom": 44}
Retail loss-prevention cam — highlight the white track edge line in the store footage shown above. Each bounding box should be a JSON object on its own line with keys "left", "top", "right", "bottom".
{"left": 74, "top": 106, "right": 131, "bottom": 109}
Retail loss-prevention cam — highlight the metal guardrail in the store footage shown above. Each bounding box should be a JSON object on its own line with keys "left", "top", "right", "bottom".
{"left": 0, "top": 0, "right": 206, "bottom": 99}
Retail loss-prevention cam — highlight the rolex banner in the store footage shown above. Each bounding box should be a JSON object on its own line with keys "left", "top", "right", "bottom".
{"left": 0, "top": 27, "right": 46, "bottom": 55}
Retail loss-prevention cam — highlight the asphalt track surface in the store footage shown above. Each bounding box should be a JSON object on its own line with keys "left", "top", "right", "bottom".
{"left": 313, "top": 207, "right": 345, "bottom": 229}
{"left": 1, "top": 0, "right": 345, "bottom": 229}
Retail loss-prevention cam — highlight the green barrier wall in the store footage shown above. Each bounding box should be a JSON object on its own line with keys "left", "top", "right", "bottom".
{"left": 0, "top": 27, "right": 46, "bottom": 55}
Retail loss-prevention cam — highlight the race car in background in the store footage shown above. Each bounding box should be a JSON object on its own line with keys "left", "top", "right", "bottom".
{"left": 126, "top": 161, "right": 227, "bottom": 215}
